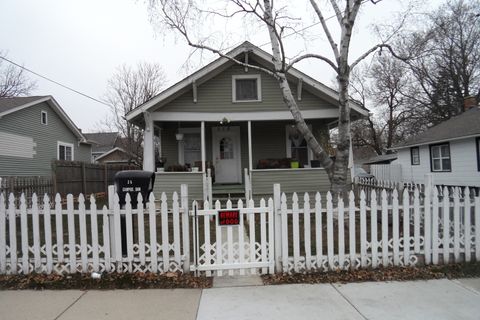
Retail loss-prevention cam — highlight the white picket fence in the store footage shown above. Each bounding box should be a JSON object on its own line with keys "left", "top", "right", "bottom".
{"left": 273, "top": 184, "right": 480, "bottom": 273}
{"left": 1, "top": 182, "right": 479, "bottom": 276}
{"left": 370, "top": 164, "right": 403, "bottom": 182}
{"left": 0, "top": 187, "right": 190, "bottom": 275}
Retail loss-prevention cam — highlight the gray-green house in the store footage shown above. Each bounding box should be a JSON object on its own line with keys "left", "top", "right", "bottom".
{"left": 0, "top": 96, "right": 91, "bottom": 176}
{"left": 126, "top": 42, "right": 368, "bottom": 201}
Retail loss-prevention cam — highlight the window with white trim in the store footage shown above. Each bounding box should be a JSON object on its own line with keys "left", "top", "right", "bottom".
{"left": 41, "top": 111, "right": 48, "bottom": 125}
{"left": 58, "top": 142, "right": 74, "bottom": 161}
{"left": 430, "top": 143, "right": 451, "bottom": 172}
{"left": 232, "top": 74, "right": 261, "bottom": 102}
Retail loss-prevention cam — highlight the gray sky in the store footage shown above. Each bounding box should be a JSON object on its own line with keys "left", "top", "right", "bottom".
{"left": 0, "top": 0, "right": 443, "bottom": 132}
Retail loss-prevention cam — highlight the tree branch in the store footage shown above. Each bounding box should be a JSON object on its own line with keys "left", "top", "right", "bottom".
{"left": 309, "top": 0, "right": 340, "bottom": 62}
{"left": 286, "top": 54, "right": 339, "bottom": 73}
{"left": 350, "top": 43, "right": 409, "bottom": 70}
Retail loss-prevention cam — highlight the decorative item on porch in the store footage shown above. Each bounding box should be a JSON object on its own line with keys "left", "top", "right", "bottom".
{"left": 219, "top": 117, "right": 230, "bottom": 125}
{"left": 290, "top": 159, "right": 299, "bottom": 168}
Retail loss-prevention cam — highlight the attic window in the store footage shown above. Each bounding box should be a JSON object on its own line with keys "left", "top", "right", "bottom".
{"left": 232, "top": 74, "right": 261, "bottom": 102}
{"left": 41, "top": 111, "right": 48, "bottom": 125}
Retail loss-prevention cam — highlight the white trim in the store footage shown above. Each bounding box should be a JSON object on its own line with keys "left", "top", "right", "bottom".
{"left": 232, "top": 74, "right": 262, "bottom": 103}
{"left": 125, "top": 42, "right": 368, "bottom": 122}
{"left": 95, "top": 147, "right": 128, "bottom": 161}
{"left": 151, "top": 109, "right": 340, "bottom": 122}
{"left": 285, "top": 125, "right": 313, "bottom": 165}
{"left": 393, "top": 134, "right": 480, "bottom": 150}
{"left": 57, "top": 141, "right": 74, "bottom": 161}
{"left": 41, "top": 110, "right": 48, "bottom": 125}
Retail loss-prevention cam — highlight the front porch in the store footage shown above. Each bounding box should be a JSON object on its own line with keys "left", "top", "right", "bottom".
{"left": 144, "top": 119, "right": 335, "bottom": 202}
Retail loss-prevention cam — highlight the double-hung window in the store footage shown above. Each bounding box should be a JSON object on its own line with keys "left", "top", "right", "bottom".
{"left": 58, "top": 142, "right": 74, "bottom": 161}
{"left": 430, "top": 143, "right": 451, "bottom": 172}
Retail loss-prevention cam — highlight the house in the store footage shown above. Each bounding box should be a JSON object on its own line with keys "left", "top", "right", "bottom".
{"left": 391, "top": 97, "right": 480, "bottom": 187}
{"left": 126, "top": 41, "right": 368, "bottom": 201}
{"left": 84, "top": 132, "right": 140, "bottom": 165}
{"left": 0, "top": 96, "right": 91, "bottom": 176}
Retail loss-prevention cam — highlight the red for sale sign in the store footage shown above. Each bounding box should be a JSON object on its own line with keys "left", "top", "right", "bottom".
{"left": 218, "top": 210, "right": 240, "bottom": 226}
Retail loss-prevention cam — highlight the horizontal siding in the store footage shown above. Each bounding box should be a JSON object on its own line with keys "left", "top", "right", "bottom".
{"left": 153, "top": 172, "right": 204, "bottom": 201}
{"left": 0, "top": 102, "right": 90, "bottom": 176}
{"left": 396, "top": 137, "right": 480, "bottom": 187}
{"left": 157, "top": 61, "right": 337, "bottom": 113}
{"left": 252, "top": 168, "right": 331, "bottom": 194}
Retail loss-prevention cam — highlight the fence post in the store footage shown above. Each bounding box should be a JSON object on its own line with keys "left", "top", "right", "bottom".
{"left": 181, "top": 184, "right": 190, "bottom": 273}
{"left": 273, "top": 183, "right": 282, "bottom": 273}
{"left": 108, "top": 184, "right": 116, "bottom": 261}
{"left": 424, "top": 174, "right": 433, "bottom": 265}
{"left": 104, "top": 164, "right": 108, "bottom": 194}
{"left": 81, "top": 162, "right": 87, "bottom": 195}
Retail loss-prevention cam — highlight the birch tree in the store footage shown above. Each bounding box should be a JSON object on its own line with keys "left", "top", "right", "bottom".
{"left": 149, "top": 0, "right": 406, "bottom": 195}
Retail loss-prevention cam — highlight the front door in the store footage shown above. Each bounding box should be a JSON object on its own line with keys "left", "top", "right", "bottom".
{"left": 212, "top": 126, "right": 241, "bottom": 183}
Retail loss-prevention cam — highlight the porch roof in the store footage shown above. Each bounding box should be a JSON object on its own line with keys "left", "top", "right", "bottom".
{"left": 126, "top": 41, "right": 368, "bottom": 125}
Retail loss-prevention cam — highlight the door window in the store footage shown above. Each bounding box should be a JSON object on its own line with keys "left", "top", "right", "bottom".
{"left": 220, "top": 137, "right": 234, "bottom": 159}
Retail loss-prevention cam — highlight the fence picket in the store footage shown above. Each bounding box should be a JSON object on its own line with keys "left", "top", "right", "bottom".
{"left": 348, "top": 191, "right": 356, "bottom": 270}
{"left": 238, "top": 199, "right": 245, "bottom": 275}
{"left": 268, "top": 198, "right": 274, "bottom": 274}
{"left": 338, "top": 196, "right": 345, "bottom": 270}
{"left": 0, "top": 194, "right": 5, "bottom": 273}
{"left": 465, "top": 188, "right": 471, "bottom": 262}
{"left": 360, "top": 190, "right": 367, "bottom": 268}
{"left": 315, "top": 193, "right": 322, "bottom": 270}
{"left": 432, "top": 188, "right": 439, "bottom": 265}
{"left": 55, "top": 194, "right": 64, "bottom": 264}
{"left": 215, "top": 200, "right": 222, "bottom": 276}
{"left": 248, "top": 198, "right": 255, "bottom": 275}
{"left": 203, "top": 200, "right": 211, "bottom": 277}
{"left": 67, "top": 194, "right": 76, "bottom": 273}
{"left": 371, "top": 190, "right": 378, "bottom": 268}
{"left": 424, "top": 182, "right": 432, "bottom": 264}
{"left": 180, "top": 184, "right": 189, "bottom": 273}
{"left": 381, "top": 190, "right": 388, "bottom": 267}
{"left": 413, "top": 188, "right": 420, "bottom": 253}
{"left": 475, "top": 195, "right": 480, "bottom": 261}
{"left": 8, "top": 194, "right": 17, "bottom": 274}
{"left": 90, "top": 195, "right": 99, "bottom": 272}
{"left": 113, "top": 194, "right": 122, "bottom": 270}
{"left": 453, "top": 189, "right": 460, "bottom": 263}
{"left": 102, "top": 205, "right": 111, "bottom": 272}
{"left": 32, "top": 194, "right": 41, "bottom": 272}
{"left": 227, "top": 199, "right": 235, "bottom": 276}
{"left": 260, "top": 198, "right": 267, "bottom": 274}
{"left": 304, "top": 193, "right": 311, "bottom": 271}
{"left": 327, "top": 192, "right": 334, "bottom": 270}
{"left": 292, "top": 193, "right": 300, "bottom": 273}
{"left": 442, "top": 186, "right": 450, "bottom": 264}
{"left": 281, "top": 193, "right": 288, "bottom": 273}
{"left": 392, "top": 190, "right": 399, "bottom": 266}
{"left": 125, "top": 193, "right": 134, "bottom": 272}
{"left": 78, "top": 194, "right": 88, "bottom": 272}
{"left": 148, "top": 193, "right": 158, "bottom": 273}
{"left": 43, "top": 194, "right": 53, "bottom": 274}
{"left": 161, "top": 193, "right": 170, "bottom": 273}
{"left": 137, "top": 193, "right": 145, "bottom": 266}
{"left": 172, "top": 192, "right": 181, "bottom": 270}
{"left": 402, "top": 189, "right": 410, "bottom": 266}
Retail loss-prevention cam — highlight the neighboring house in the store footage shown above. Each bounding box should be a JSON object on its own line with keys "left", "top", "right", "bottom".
{"left": 126, "top": 41, "right": 368, "bottom": 201}
{"left": 0, "top": 96, "right": 91, "bottom": 176}
{"left": 392, "top": 99, "right": 480, "bottom": 187}
{"left": 84, "top": 132, "right": 139, "bottom": 165}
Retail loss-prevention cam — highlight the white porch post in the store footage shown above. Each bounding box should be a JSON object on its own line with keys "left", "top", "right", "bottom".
{"left": 201, "top": 121, "right": 206, "bottom": 172}
{"left": 248, "top": 120, "right": 253, "bottom": 171}
{"left": 143, "top": 111, "right": 155, "bottom": 172}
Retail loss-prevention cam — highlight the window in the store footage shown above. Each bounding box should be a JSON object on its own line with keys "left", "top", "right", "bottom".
{"left": 286, "top": 125, "right": 312, "bottom": 167}
{"left": 232, "top": 74, "right": 261, "bottom": 102}
{"left": 430, "top": 143, "right": 451, "bottom": 172}
{"left": 41, "top": 111, "right": 48, "bottom": 125}
{"left": 219, "top": 137, "right": 234, "bottom": 159}
{"left": 410, "top": 147, "right": 420, "bottom": 165}
{"left": 58, "top": 142, "right": 74, "bottom": 161}
{"left": 476, "top": 137, "right": 480, "bottom": 172}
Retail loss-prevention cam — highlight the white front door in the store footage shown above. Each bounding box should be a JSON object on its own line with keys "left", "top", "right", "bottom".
{"left": 212, "top": 126, "right": 241, "bottom": 183}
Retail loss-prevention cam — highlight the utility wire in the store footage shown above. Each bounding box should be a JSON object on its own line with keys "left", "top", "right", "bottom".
{"left": 0, "top": 55, "right": 112, "bottom": 108}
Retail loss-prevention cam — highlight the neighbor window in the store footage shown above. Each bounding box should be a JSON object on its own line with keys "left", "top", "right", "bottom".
{"left": 232, "top": 74, "right": 261, "bottom": 102}
{"left": 41, "top": 111, "right": 48, "bottom": 125}
{"left": 430, "top": 143, "right": 451, "bottom": 172}
{"left": 58, "top": 142, "right": 73, "bottom": 161}
{"left": 410, "top": 147, "right": 420, "bottom": 165}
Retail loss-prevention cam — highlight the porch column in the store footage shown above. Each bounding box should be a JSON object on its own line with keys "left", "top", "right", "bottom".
{"left": 201, "top": 121, "right": 206, "bottom": 172}
{"left": 248, "top": 120, "right": 253, "bottom": 171}
{"left": 143, "top": 111, "right": 155, "bottom": 172}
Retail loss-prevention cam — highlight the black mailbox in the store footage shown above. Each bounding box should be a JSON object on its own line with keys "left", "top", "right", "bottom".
{"left": 114, "top": 170, "right": 155, "bottom": 209}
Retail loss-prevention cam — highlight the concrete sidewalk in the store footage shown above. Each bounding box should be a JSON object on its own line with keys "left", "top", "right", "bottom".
{"left": 0, "top": 278, "right": 479, "bottom": 320}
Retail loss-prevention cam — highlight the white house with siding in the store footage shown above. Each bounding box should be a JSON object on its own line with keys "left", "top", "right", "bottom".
{"left": 0, "top": 96, "right": 91, "bottom": 177}
{"left": 391, "top": 103, "right": 480, "bottom": 187}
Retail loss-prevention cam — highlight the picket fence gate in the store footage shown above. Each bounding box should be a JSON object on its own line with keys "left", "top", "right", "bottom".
{"left": 0, "top": 183, "right": 479, "bottom": 276}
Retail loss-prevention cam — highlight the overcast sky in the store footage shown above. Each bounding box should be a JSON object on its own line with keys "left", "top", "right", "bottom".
{"left": 0, "top": 0, "right": 444, "bottom": 132}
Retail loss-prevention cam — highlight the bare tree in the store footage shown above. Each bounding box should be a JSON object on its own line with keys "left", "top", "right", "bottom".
{"left": 0, "top": 52, "right": 36, "bottom": 97}
{"left": 104, "top": 62, "right": 167, "bottom": 164}
{"left": 149, "top": 0, "right": 407, "bottom": 195}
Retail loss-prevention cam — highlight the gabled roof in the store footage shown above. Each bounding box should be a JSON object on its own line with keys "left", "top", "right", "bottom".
{"left": 84, "top": 132, "right": 119, "bottom": 153}
{"left": 95, "top": 147, "right": 127, "bottom": 161}
{"left": 393, "top": 107, "right": 480, "bottom": 149}
{"left": 0, "top": 95, "right": 87, "bottom": 143}
{"left": 362, "top": 153, "right": 398, "bottom": 164}
{"left": 126, "top": 41, "right": 368, "bottom": 123}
